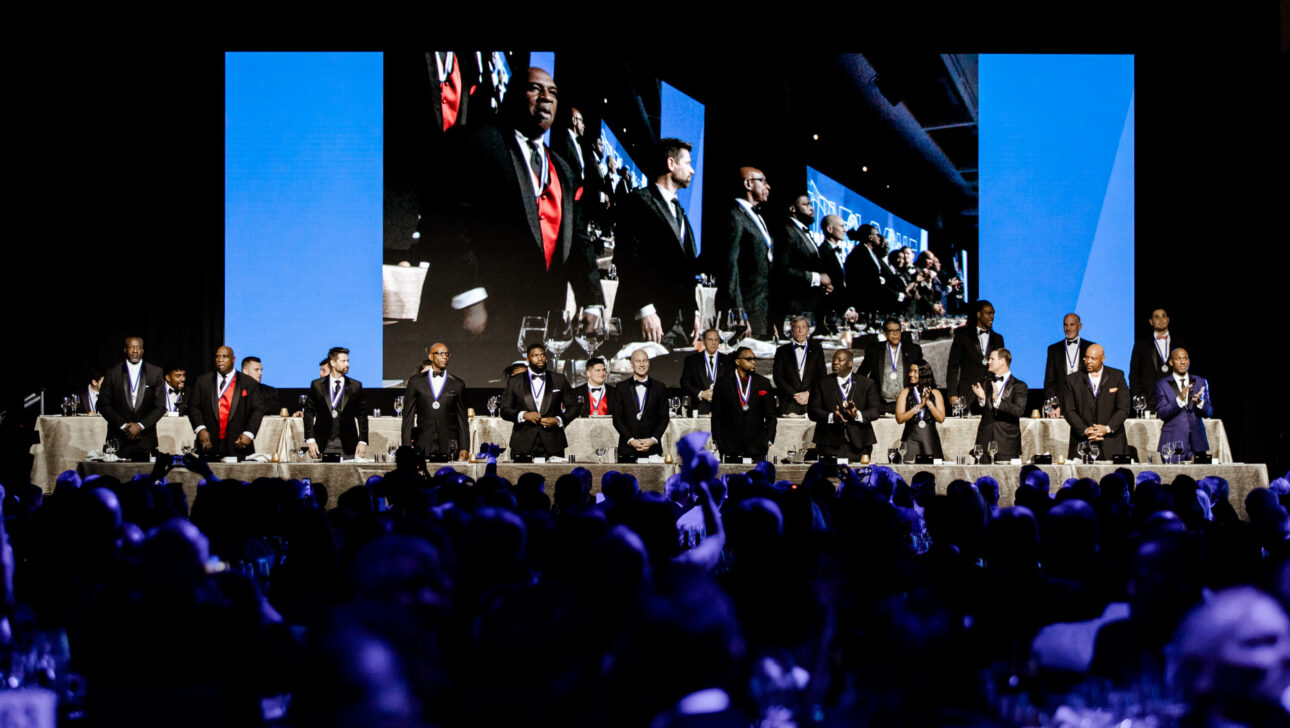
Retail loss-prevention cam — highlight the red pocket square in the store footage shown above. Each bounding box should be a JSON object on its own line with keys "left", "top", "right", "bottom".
{"left": 574, "top": 185, "right": 584, "bottom": 201}
{"left": 241, "top": 390, "right": 248, "bottom": 396}
{"left": 758, "top": 390, "right": 768, "bottom": 396}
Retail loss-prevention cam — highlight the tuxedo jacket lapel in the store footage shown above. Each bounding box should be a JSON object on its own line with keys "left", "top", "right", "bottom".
{"left": 506, "top": 136, "right": 543, "bottom": 249}
{"left": 227, "top": 373, "right": 242, "bottom": 421}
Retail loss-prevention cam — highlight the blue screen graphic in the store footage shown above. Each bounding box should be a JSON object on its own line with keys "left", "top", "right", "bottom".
{"left": 659, "top": 82, "right": 705, "bottom": 254}
{"left": 979, "top": 54, "right": 1135, "bottom": 388}
{"left": 599, "top": 122, "right": 648, "bottom": 191}
{"left": 806, "top": 166, "right": 928, "bottom": 258}
{"left": 225, "top": 52, "right": 383, "bottom": 387}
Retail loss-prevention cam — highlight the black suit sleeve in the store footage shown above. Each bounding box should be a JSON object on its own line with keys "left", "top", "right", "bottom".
{"left": 650, "top": 384, "right": 670, "bottom": 442}
{"left": 243, "top": 380, "right": 266, "bottom": 438}
{"left": 1107, "top": 373, "right": 1131, "bottom": 433}
{"left": 772, "top": 348, "right": 793, "bottom": 394}
{"left": 762, "top": 378, "right": 778, "bottom": 443}
{"left": 352, "top": 383, "right": 369, "bottom": 443}
{"left": 946, "top": 332, "right": 964, "bottom": 397}
{"left": 187, "top": 378, "right": 209, "bottom": 434}
{"left": 304, "top": 380, "right": 320, "bottom": 441}
{"left": 400, "top": 380, "right": 418, "bottom": 446}
{"left": 96, "top": 371, "right": 127, "bottom": 431}
{"left": 611, "top": 385, "right": 631, "bottom": 440}
{"left": 713, "top": 206, "right": 748, "bottom": 312}
{"left": 680, "top": 356, "right": 706, "bottom": 404}
{"left": 559, "top": 379, "right": 581, "bottom": 424}
{"left": 553, "top": 154, "right": 605, "bottom": 309}
{"left": 1043, "top": 345, "right": 1059, "bottom": 401}
{"left": 500, "top": 375, "right": 524, "bottom": 422}
{"left": 710, "top": 377, "right": 727, "bottom": 448}
{"left": 138, "top": 365, "right": 164, "bottom": 430}
{"left": 1063, "top": 374, "right": 1090, "bottom": 433}
{"left": 808, "top": 379, "right": 832, "bottom": 424}
{"left": 455, "top": 381, "right": 469, "bottom": 452}
{"left": 856, "top": 379, "right": 881, "bottom": 425}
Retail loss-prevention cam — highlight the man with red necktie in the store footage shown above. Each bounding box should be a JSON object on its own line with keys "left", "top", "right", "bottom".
{"left": 187, "top": 345, "right": 266, "bottom": 459}
{"left": 1130, "top": 307, "right": 1185, "bottom": 411}
{"left": 413, "top": 66, "right": 604, "bottom": 383}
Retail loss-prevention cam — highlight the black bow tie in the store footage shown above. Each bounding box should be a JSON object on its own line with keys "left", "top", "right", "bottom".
{"left": 795, "top": 343, "right": 807, "bottom": 350}
{"left": 635, "top": 379, "right": 649, "bottom": 387}
{"left": 531, "top": 373, "right": 544, "bottom": 380}
{"left": 991, "top": 375, "right": 1004, "bottom": 382}
{"left": 1066, "top": 339, "right": 1078, "bottom": 345}
{"left": 979, "top": 329, "right": 990, "bottom": 336}
{"left": 432, "top": 371, "right": 444, "bottom": 378}
{"left": 589, "top": 387, "right": 602, "bottom": 393}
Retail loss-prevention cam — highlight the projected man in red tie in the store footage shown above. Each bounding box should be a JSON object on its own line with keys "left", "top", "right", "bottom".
{"left": 187, "top": 345, "right": 266, "bottom": 459}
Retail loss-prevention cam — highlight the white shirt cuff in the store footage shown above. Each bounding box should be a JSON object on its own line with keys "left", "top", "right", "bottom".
{"left": 637, "top": 304, "right": 657, "bottom": 320}
{"left": 242, "top": 431, "right": 255, "bottom": 440}
{"left": 1177, "top": 396, "right": 1187, "bottom": 407}
{"left": 556, "top": 416, "right": 564, "bottom": 427}
{"left": 306, "top": 438, "right": 316, "bottom": 445}
{"left": 194, "top": 425, "right": 207, "bottom": 434}
{"left": 517, "top": 411, "right": 527, "bottom": 424}
{"left": 810, "top": 272, "right": 821, "bottom": 287}
{"left": 827, "top": 413, "right": 834, "bottom": 424}
{"left": 451, "top": 287, "right": 487, "bottom": 310}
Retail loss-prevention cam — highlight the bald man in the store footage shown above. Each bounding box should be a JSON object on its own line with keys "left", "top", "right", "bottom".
{"left": 808, "top": 349, "right": 881, "bottom": 459}
{"left": 96, "top": 336, "right": 164, "bottom": 460}
{"left": 1042, "top": 313, "right": 1096, "bottom": 411}
{"left": 609, "top": 349, "right": 670, "bottom": 460}
{"left": 187, "top": 345, "right": 266, "bottom": 459}
{"left": 1062, "top": 344, "right": 1131, "bottom": 461}
{"left": 402, "top": 342, "right": 469, "bottom": 461}
{"left": 1154, "top": 348, "right": 1212, "bottom": 460}
{"left": 710, "top": 166, "right": 775, "bottom": 339}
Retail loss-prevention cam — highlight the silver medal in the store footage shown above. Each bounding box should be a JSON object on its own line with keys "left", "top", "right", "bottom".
{"left": 636, "top": 412, "right": 642, "bottom": 420}
{"left": 432, "top": 401, "right": 441, "bottom": 409}
{"left": 982, "top": 357, "right": 988, "bottom": 365}
{"left": 918, "top": 420, "right": 927, "bottom": 429}
{"left": 888, "top": 371, "right": 898, "bottom": 380}
{"left": 741, "top": 404, "right": 749, "bottom": 412}
{"left": 1161, "top": 365, "right": 1169, "bottom": 373}
{"left": 331, "top": 409, "right": 338, "bottom": 418}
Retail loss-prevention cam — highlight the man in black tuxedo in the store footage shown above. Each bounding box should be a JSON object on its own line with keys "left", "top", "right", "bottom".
{"left": 711, "top": 347, "right": 777, "bottom": 461}
{"left": 501, "top": 344, "right": 576, "bottom": 459}
{"left": 304, "top": 347, "right": 369, "bottom": 459}
{"left": 1063, "top": 344, "right": 1131, "bottom": 461}
{"left": 815, "top": 215, "right": 852, "bottom": 320}
{"left": 552, "top": 106, "right": 587, "bottom": 185}
{"left": 809, "top": 349, "right": 881, "bottom": 459}
{"left": 858, "top": 318, "right": 924, "bottom": 415}
{"left": 1129, "top": 308, "right": 1183, "bottom": 411}
{"left": 77, "top": 367, "right": 105, "bottom": 414}
{"left": 712, "top": 167, "right": 775, "bottom": 339}
{"left": 946, "top": 300, "right": 1004, "bottom": 411}
{"left": 1042, "top": 313, "right": 1096, "bottom": 414}
{"left": 97, "top": 336, "right": 164, "bottom": 460}
{"left": 157, "top": 365, "right": 187, "bottom": 417}
{"left": 773, "top": 194, "right": 834, "bottom": 322}
{"left": 406, "top": 66, "right": 604, "bottom": 382}
{"left": 971, "top": 348, "right": 1029, "bottom": 462}
{"left": 680, "top": 329, "right": 729, "bottom": 416}
{"left": 614, "top": 137, "right": 700, "bottom": 346}
{"left": 240, "top": 356, "right": 280, "bottom": 417}
{"left": 773, "top": 316, "right": 827, "bottom": 416}
{"left": 610, "top": 349, "right": 670, "bottom": 460}
{"left": 843, "top": 224, "right": 909, "bottom": 316}
{"left": 188, "top": 345, "right": 266, "bottom": 459}
{"left": 569, "top": 357, "right": 614, "bottom": 417}
{"left": 401, "top": 342, "right": 469, "bottom": 461}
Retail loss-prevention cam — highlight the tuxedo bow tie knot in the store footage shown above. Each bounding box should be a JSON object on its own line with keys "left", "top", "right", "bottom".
{"left": 991, "top": 375, "right": 1004, "bottom": 382}
{"left": 432, "top": 371, "right": 444, "bottom": 378}
{"left": 795, "top": 344, "right": 806, "bottom": 350}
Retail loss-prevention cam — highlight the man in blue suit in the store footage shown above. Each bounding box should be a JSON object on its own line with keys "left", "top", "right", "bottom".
{"left": 1154, "top": 348, "right": 1212, "bottom": 459}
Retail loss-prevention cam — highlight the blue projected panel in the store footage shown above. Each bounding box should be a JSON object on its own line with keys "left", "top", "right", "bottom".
{"left": 806, "top": 166, "right": 928, "bottom": 258}
{"left": 225, "top": 52, "right": 383, "bottom": 388}
{"left": 979, "top": 54, "right": 1134, "bottom": 388}
{"left": 600, "top": 122, "right": 648, "bottom": 192}
{"left": 659, "top": 82, "right": 705, "bottom": 253}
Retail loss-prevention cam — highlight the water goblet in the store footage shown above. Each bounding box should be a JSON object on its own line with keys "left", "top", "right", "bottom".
{"left": 971, "top": 443, "right": 984, "bottom": 464}
{"left": 595, "top": 447, "right": 607, "bottom": 464}
{"left": 987, "top": 440, "right": 998, "bottom": 463}
{"left": 681, "top": 395, "right": 691, "bottom": 415}
{"left": 1077, "top": 440, "right": 1090, "bottom": 464}
{"left": 898, "top": 440, "right": 909, "bottom": 462}
{"left": 487, "top": 395, "right": 501, "bottom": 417}
{"left": 786, "top": 449, "right": 798, "bottom": 464}
{"left": 393, "top": 396, "right": 404, "bottom": 417}
{"left": 1089, "top": 443, "right": 1101, "bottom": 462}
{"left": 104, "top": 438, "right": 118, "bottom": 460}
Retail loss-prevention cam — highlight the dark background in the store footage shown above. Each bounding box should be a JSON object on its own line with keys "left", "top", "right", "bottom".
{"left": 6, "top": 8, "right": 1286, "bottom": 483}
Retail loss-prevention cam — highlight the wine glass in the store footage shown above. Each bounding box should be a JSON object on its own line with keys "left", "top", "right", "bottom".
{"left": 1131, "top": 395, "right": 1146, "bottom": 419}
{"left": 575, "top": 307, "right": 607, "bottom": 357}
{"left": 1088, "top": 443, "right": 1101, "bottom": 462}
{"left": 801, "top": 311, "right": 816, "bottom": 336}
{"left": 545, "top": 310, "right": 575, "bottom": 373}
{"left": 448, "top": 439, "right": 458, "bottom": 459}
{"left": 69, "top": 393, "right": 81, "bottom": 413}
{"left": 898, "top": 440, "right": 909, "bottom": 463}
{"left": 716, "top": 310, "right": 734, "bottom": 345}
{"left": 60, "top": 396, "right": 71, "bottom": 416}
{"left": 387, "top": 443, "right": 398, "bottom": 461}
{"left": 681, "top": 395, "right": 691, "bottom": 415}
{"left": 727, "top": 308, "right": 749, "bottom": 343}
{"left": 1077, "top": 440, "right": 1090, "bottom": 464}
{"left": 668, "top": 397, "right": 680, "bottom": 416}
{"left": 393, "top": 396, "right": 404, "bottom": 417}
{"left": 487, "top": 395, "right": 500, "bottom": 417}
{"left": 971, "top": 443, "right": 984, "bottom": 464}
{"left": 987, "top": 440, "right": 998, "bottom": 463}
{"left": 781, "top": 315, "right": 795, "bottom": 339}
{"left": 786, "top": 448, "right": 798, "bottom": 464}
{"left": 518, "top": 315, "right": 548, "bottom": 356}
{"left": 826, "top": 311, "right": 843, "bottom": 336}
{"left": 298, "top": 394, "right": 308, "bottom": 412}
{"left": 105, "top": 438, "right": 118, "bottom": 461}
{"left": 595, "top": 446, "right": 607, "bottom": 464}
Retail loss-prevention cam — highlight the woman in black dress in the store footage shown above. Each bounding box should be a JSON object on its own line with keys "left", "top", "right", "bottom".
{"left": 894, "top": 359, "right": 945, "bottom": 460}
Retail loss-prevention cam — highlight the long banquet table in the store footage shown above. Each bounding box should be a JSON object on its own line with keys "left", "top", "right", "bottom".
{"left": 36, "top": 413, "right": 1234, "bottom": 490}
{"left": 78, "top": 460, "right": 1268, "bottom": 521}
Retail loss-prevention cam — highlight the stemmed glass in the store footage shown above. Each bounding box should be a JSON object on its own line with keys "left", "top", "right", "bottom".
{"left": 971, "top": 443, "right": 984, "bottom": 464}
{"left": 1077, "top": 440, "right": 1090, "bottom": 464}
{"left": 781, "top": 316, "right": 795, "bottom": 339}
{"left": 786, "top": 448, "right": 798, "bottom": 464}
{"left": 826, "top": 311, "right": 843, "bottom": 336}
{"left": 681, "top": 395, "right": 691, "bottom": 416}
{"left": 603, "top": 317, "right": 623, "bottom": 356}
{"left": 487, "top": 395, "right": 501, "bottom": 417}
{"left": 987, "top": 440, "right": 999, "bottom": 464}
{"left": 801, "top": 311, "right": 816, "bottom": 336}
{"left": 575, "top": 307, "right": 607, "bottom": 358}
{"left": 717, "top": 310, "right": 735, "bottom": 345}
{"left": 595, "top": 447, "right": 607, "bottom": 464}
{"left": 1132, "top": 395, "right": 1146, "bottom": 419}
{"left": 545, "top": 310, "right": 575, "bottom": 375}
{"left": 69, "top": 393, "right": 81, "bottom": 414}
{"left": 668, "top": 397, "right": 681, "bottom": 417}
{"left": 898, "top": 440, "right": 909, "bottom": 463}
{"left": 727, "top": 309, "right": 749, "bottom": 344}
{"left": 393, "top": 396, "right": 404, "bottom": 417}
{"left": 518, "top": 315, "right": 548, "bottom": 356}
{"left": 1088, "top": 443, "right": 1101, "bottom": 462}
{"left": 60, "top": 396, "right": 72, "bottom": 416}
{"left": 105, "top": 438, "right": 118, "bottom": 461}
{"left": 387, "top": 444, "right": 398, "bottom": 461}
{"left": 1043, "top": 395, "right": 1060, "bottom": 418}
{"left": 953, "top": 399, "right": 966, "bottom": 418}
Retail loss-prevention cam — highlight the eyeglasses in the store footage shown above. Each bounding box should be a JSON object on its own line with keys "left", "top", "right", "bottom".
{"left": 884, "top": 328, "right": 902, "bottom": 334}
{"left": 736, "top": 356, "right": 756, "bottom": 362}
{"left": 745, "top": 177, "right": 767, "bottom": 183}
